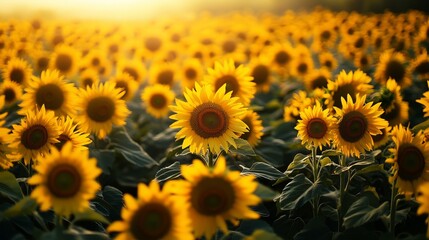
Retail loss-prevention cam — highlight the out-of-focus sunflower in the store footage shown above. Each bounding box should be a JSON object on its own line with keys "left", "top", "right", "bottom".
{"left": 74, "top": 82, "right": 130, "bottom": 139}
{"left": 239, "top": 110, "right": 264, "bottom": 147}
{"left": 141, "top": 84, "right": 175, "bottom": 119}
{"left": 203, "top": 59, "right": 255, "bottom": 106}
{"left": 180, "top": 58, "right": 204, "bottom": 90}
{"left": 295, "top": 103, "right": 334, "bottom": 150}
{"left": 49, "top": 44, "right": 80, "bottom": 77}
{"left": 318, "top": 51, "right": 338, "bottom": 72}
{"left": 2, "top": 57, "right": 33, "bottom": 86}
{"left": 149, "top": 62, "right": 177, "bottom": 88}
{"left": 55, "top": 116, "right": 92, "bottom": 151}
{"left": 28, "top": 142, "right": 101, "bottom": 217}
{"left": 170, "top": 83, "right": 248, "bottom": 155}
{"left": 78, "top": 68, "right": 100, "bottom": 89}
{"left": 372, "top": 127, "right": 390, "bottom": 149}
{"left": 82, "top": 49, "right": 112, "bottom": 79}
{"left": 386, "top": 125, "right": 429, "bottom": 198}
{"left": 311, "top": 23, "right": 337, "bottom": 52}
{"left": 19, "top": 70, "right": 77, "bottom": 117}
{"left": 9, "top": 105, "right": 60, "bottom": 165}
{"left": 409, "top": 49, "right": 429, "bottom": 79}
{"left": 303, "top": 68, "right": 331, "bottom": 91}
{"left": 290, "top": 53, "right": 314, "bottom": 79}
{"left": 378, "top": 79, "right": 409, "bottom": 126}
{"left": 141, "top": 32, "right": 166, "bottom": 58}
{"left": 417, "top": 81, "right": 429, "bottom": 118}
{"left": 247, "top": 54, "right": 273, "bottom": 93}
{"left": 374, "top": 49, "right": 411, "bottom": 88}
{"left": 332, "top": 94, "right": 388, "bottom": 157}
{"left": 326, "top": 70, "right": 374, "bottom": 109}
{"left": 32, "top": 50, "right": 50, "bottom": 73}
{"left": 108, "top": 181, "right": 193, "bottom": 240}
{"left": 371, "top": 30, "right": 388, "bottom": 53}
{"left": 0, "top": 127, "right": 20, "bottom": 169}
{"left": 283, "top": 90, "right": 315, "bottom": 122}
{"left": 0, "top": 49, "right": 17, "bottom": 69}
{"left": 417, "top": 181, "right": 429, "bottom": 239}
{"left": 116, "top": 58, "right": 146, "bottom": 83}
{"left": 265, "top": 41, "right": 295, "bottom": 76}
{"left": 168, "top": 157, "right": 261, "bottom": 239}
{"left": 353, "top": 51, "right": 373, "bottom": 71}
{"left": 109, "top": 72, "right": 139, "bottom": 101}
{"left": 0, "top": 80, "right": 23, "bottom": 107}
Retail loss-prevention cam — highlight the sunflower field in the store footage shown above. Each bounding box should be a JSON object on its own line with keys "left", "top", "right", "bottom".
{"left": 1, "top": 4, "right": 429, "bottom": 240}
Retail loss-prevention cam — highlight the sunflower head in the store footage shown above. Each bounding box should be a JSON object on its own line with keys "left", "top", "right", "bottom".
{"left": 141, "top": 84, "right": 175, "bottom": 119}
{"left": 0, "top": 80, "right": 23, "bottom": 107}
{"left": 2, "top": 57, "right": 33, "bottom": 86}
{"left": 49, "top": 44, "right": 80, "bottom": 77}
{"left": 374, "top": 49, "right": 411, "bottom": 87}
{"left": 239, "top": 110, "right": 264, "bottom": 147}
{"left": 55, "top": 116, "right": 92, "bottom": 151}
{"left": 109, "top": 72, "right": 139, "bottom": 101}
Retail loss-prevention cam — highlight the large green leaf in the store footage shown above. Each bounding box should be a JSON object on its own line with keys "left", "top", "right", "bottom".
{"left": 0, "top": 171, "right": 23, "bottom": 202}
{"left": 72, "top": 208, "right": 110, "bottom": 225}
{"left": 229, "top": 138, "right": 257, "bottom": 157}
{"left": 90, "top": 149, "right": 115, "bottom": 175}
{"left": 254, "top": 183, "right": 279, "bottom": 201}
{"left": 155, "top": 161, "right": 182, "bottom": 182}
{"left": 343, "top": 193, "right": 389, "bottom": 229}
{"left": 241, "top": 162, "right": 285, "bottom": 181}
{"left": 0, "top": 197, "right": 37, "bottom": 220}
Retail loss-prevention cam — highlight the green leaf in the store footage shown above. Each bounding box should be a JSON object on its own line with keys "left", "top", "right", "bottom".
{"left": 0, "top": 197, "right": 37, "bottom": 220}
{"left": 254, "top": 183, "right": 279, "bottom": 201}
{"left": 279, "top": 174, "right": 332, "bottom": 210}
{"left": 72, "top": 208, "right": 110, "bottom": 225}
{"left": 0, "top": 171, "right": 23, "bottom": 202}
{"left": 321, "top": 149, "right": 342, "bottom": 156}
{"left": 355, "top": 164, "right": 385, "bottom": 175}
{"left": 333, "top": 160, "right": 374, "bottom": 175}
{"left": 412, "top": 118, "right": 429, "bottom": 134}
{"left": 343, "top": 193, "right": 389, "bottom": 229}
{"left": 155, "top": 161, "right": 182, "bottom": 182}
{"left": 109, "top": 127, "right": 158, "bottom": 168}
{"left": 90, "top": 149, "right": 115, "bottom": 175}
{"left": 246, "top": 230, "right": 283, "bottom": 240}
{"left": 229, "top": 138, "right": 257, "bottom": 157}
{"left": 241, "top": 162, "right": 285, "bottom": 181}
{"left": 285, "top": 153, "right": 310, "bottom": 175}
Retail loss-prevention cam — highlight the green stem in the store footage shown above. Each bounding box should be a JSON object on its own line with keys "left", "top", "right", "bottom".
{"left": 311, "top": 146, "right": 319, "bottom": 217}
{"left": 55, "top": 214, "right": 63, "bottom": 228}
{"left": 390, "top": 179, "right": 398, "bottom": 234}
{"left": 338, "top": 154, "right": 346, "bottom": 232}
{"left": 208, "top": 150, "right": 214, "bottom": 167}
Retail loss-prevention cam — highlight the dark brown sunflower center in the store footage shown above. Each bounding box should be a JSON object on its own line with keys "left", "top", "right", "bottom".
{"left": 311, "top": 76, "right": 328, "bottom": 89}
{"left": 190, "top": 102, "right": 229, "bottom": 138}
{"left": 324, "top": 60, "right": 333, "bottom": 69}
{"left": 332, "top": 84, "right": 356, "bottom": 108}
{"left": 109, "top": 44, "right": 119, "bottom": 54}
{"left": 157, "top": 70, "right": 174, "bottom": 86}
{"left": 21, "top": 124, "right": 49, "bottom": 150}
{"left": 149, "top": 93, "right": 167, "bottom": 109}
{"left": 123, "top": 67, "right": 139, "bottom": 81}
{"left": 306, "top": 118, "right": 327, "bottom": 139}
{"left": 115, "top": 81, "right": 129, "bottom": 99}
{"left": 385, "top": 60, "right": 405, "bottom": 83}
{"left": 191, "top": 177, "right": 236, "bottom": 216}
{"left": 91, "top": 58, "right": 100, "bottom": 67}
{"left": 240, "top": 116, "right": 252, "bottom": 141}
{"left": 37, "top": 57, "right": 49, "bottom": 71}
{"left": 4, "top": 88, "right": 16, "bottom": 103}
{"left": 297, "top": 63, "right": 308, "bottom": 74}
{"left": 274, "top": 51, "right": 291, "bottom": 65}
{"left": 222, "top": 40, "right": 236, "bottom": 53}
{"left": 321, "top": 30, "right": 331, "bottom": 41}
{"left": 86, "top": 96, "right": 115, "bottom": 122}
{"left": 145, "top": 37, "right": 162, "bottom": 52}
{"left": 130, "top": 203, "right": 172, "bottom": 240}
{"left": 185, "top": 68, "right": 197, "bottom": 80}
{"left": 339, "top": 111, "right": 368, "bottom": 143}
{"left": 397, "top": 143, "right": 426, "bottom": 181}
{"left": 55, "top": 54, "right": 72, "bottom": 72}
{"left": 354, "top": 37, "right": 364, "bottom": 48}
{"left": 54, "top": 134, "right": 71, "bottom": 150}
{"left": 251, "top": 65, "right": 269, "bottom": 85}
{"left": 36, "top": 83, "right": 64, "bottom": 111}
{"left": 360, "top": 56, "right": 369, "bottom": 66}
{"left": 47, "top": 164, "right": 81, "bottom": 198}
{"left": 82, "top": 78, "right": 93, "bottom": 87}
{"left": 10, "top": 68, "right": 24, "bottom": 84}
{"left": 214, "top": 75, "right": 239, "bottom": 97}
{"left": 375, "top": 38, "right": 382, "bottom": 49}
{"left": 414, "top": 61, "right": 429, "bottom": 75}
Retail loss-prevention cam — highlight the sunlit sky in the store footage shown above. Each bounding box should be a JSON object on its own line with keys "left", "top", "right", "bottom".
{"left": 0, "top": 0, "right": 277, "bottom": 20}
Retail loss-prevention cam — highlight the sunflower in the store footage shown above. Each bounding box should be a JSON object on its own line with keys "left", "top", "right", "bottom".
{"left": 180, "top": 58, "right": 204, "bottom": 90}
{"left": 409, "top": 49, "right": 429, "bottom": 79}
{"left": 28, "top": 142, "right": 101, "bottom": 217}
{"left": 295, "top": 103, "right": 335, "bottom": 150}
{"left": 417, "top": 81, "right": 429, "bottom": 118}
{"left": 265, "top": 41, "right": 295, "bottom": 76}
{"left": 372, "top": 127, "right": 390, "bottom": 149}
{"left": 141, "top": 84, "right": 175, "bottom": 119}
{"left": 168, "top": 157, "right": 261, "bottom": 239}
{"left": 353, "top": 51, "right": 373, "bottom": 70}
{"left": 8, "top": 105, "right": 60, "bottom": 165}
{"left": 0, "top": 80, "right": 23, "bottom": 107}
{"left": 149, "top": 62, "right": 178, "bottom": 88}
{"left": 0, "top": 127, "right": 21, "bottom": 169}
{"left": 318, "top": 51, "right": 338, "bottom": 72}
{"left": 332, "top": 94, "right": 388, "bottom": 158}
{"left": 247, "top": 55, "right": 273, "bottom": 93}
{"left": 116, "top": 58, "right": 146, "bottom": 83}
{"left": 290, "top": 54, "right": 314, "bottom": 79}
{"left": 170, "top": 82, "right": 248, "bottom": 155}
{"left": 283, "top": 90, "right": 315, "bottom": 122}
{"left": 55, "top": 116, "right": 92, "bottom": 151}
{"left": 386, "top": 125, "right": 429, "bottom": 198}
{"left": 109, "top": 72, "right": 139, "bottom": 101}
{"left": 417, "top": 182, "right": 429, "bottom": 238}
{"left": 78, "top": 68, "right": 100, "bottom": 89}
{"left": 49, "top": 44, "right": 80, "bottom": 77}
{"left": 2, "top": 57, "right": 33, "bottom": 86}
{"left": 379, "top": 79, "right": 409, "bottom": 126}
{"left": 19, "top": 70, "right": 77, "bottom": 117}
{"left": 32, "top": 50, "right": 50, "bottom": 73}
{"left": 239, "top": 110, "right": 264, "bottom": 147}
{"left": 74, "top": 82, "right": 130, "bottom": 139}
{"left": 326, "top": 70, "right": 374, "bottom": 110}
{"left": 303, "top": 68, "right": 331, "bottom": 91}
{"left": 203, "top": 59, "right": 255, "bottom": 106}
{"left": 374, "top": 49, "right": 411, "bottom": 88}
{"left": 108, "top": 181, "right": 193, "bottom": 240}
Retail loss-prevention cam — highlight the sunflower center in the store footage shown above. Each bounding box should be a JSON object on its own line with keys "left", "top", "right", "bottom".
{"left": 36, "top": 83, "right": 65, "bottom": 111}
{"left": 82, "top": 78, "right": 93, "bottom": 87}
{"left": 252, "top": 64, "right": 269, "bottom": 85}
{"left": 150, "top": 93, "right": 167, "bottom": 109}
{"left": 54, "top": 134, "right": 71, "bottom": 150}
{"left": 397, "top": 143, "right": 426, "bottom": 181}
{"left": 384, "top": 60, "right": 405, "bottom": 83}
{"left": 21, "top": 124, "right": 49, "bottom": 150}
{"left": 311, "top": 76, "right": 328, "bottom": 89}
{"left": 123, "top": 67, "right": 138, "bottom": 81}
{"left": 191, "top": 177, "right": 235, "bottom": 216}
{"left": 297, "top": 63, "right": 308, "bottom": 74}
{"left": 4, "top": 88, "right": 16, "bottom": 103}
{"left": 274, "top": 51, "right": 291, "bottom": 65}
{"left": 37, "top": 57, "right": 49, "bottom": 71}
{"left": 91, "top": 58, "right": 100, "bottom": 67}
{"left": 10, "top": 68, "right": 24, "bottom": 84}
{"left": 306, "top": 118, "right": 327, "bottom": 139}
{"left": 360, "top": 56, "right": 369, "bottom": 66}
{"left": 47, "top": 164, "right": 81, "bottom": 198}
{"left": 190, "top": 103, "right": 229, "bottom": 138}
{"left": 426, "top": 28, "right": 429, "bottom": 39}
{"left": 332, "top": 83, "right": 356, "bottom": 108}
{"left": 185, "top": 68, "right": 197, "bottom": 80}
{"left": 222, "top": 40, "right": 236, "bottom": 53}
{"left": 339, "top": 111, "right": 368, "bottom": 143}
{"left": 157, "top": 70, "right": 174, "bottom": 86}
{"left": 414, "top": 61, "right": 429, "bottom": 75}
{"left": 375, "top": 38, "right": 382, "bottom": 49}
{"left": 115, "top": 81, "right": 129, "bottom": 99}
{"left": 55, "top": 54, "right": 72, "bottom": 72}
{"left": 240, "top": 116, "right": 252, "bottom": 141}
{"left": 145, "top": 37, "right": 162, "bottom": 52}
{"left": 324, "top": 60, "right": 333, "bottom": 69}
{"left": 86, "top": 96, "right": 115, "bottom": 122}
{"left": 130, "top": 203, "right": 172, "bottom": 240}
{"left": 214, "top": 75, "right": 239, "bottom": 97}
{"left": 354, "top": 37, "right": 364, "bottom": 48}
{"left": 321, "top": 30, "right": 331, "bottom": 41}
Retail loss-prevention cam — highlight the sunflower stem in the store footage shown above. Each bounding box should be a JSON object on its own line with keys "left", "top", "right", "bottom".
{"left": 390, "top": 178, "right": 398, "bottom": 235}
{"left": 208, "top": 150, "right": 214, "bottom": 167}
{"left": 55, "top": 214, "right": 63, "bottom": 228}
{"left": 338, "top": 154, "right": 346, "bottom": 232}
{"left": 311, "top": 146, "right": 319, "bottom": 217}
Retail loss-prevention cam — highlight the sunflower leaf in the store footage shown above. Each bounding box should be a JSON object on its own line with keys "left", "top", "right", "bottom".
{"left": 0, "top": 197, "right": 37, "bottom": 220}
{"left": 411, "top": 118, "right": 429, "bottom": 134}
{"left": 155, "top": 161, "right": 182, "bottom": 182}
{"left": 72, "top": 208, "right": 110, "bottom": 225}
{"left": 343, "top": 193, "right": 389, "bottom": 229}
{"left": 0, "top": 171, "right": 23, "bottom": 202}
{"left": 229, "top": 138, "right": 257, "bottom": 156}
{"left": 254, "top": 183, "right": 279, "bottom": 201}
{"left": 241, "top": 162, "right": 285, "bottom": 181}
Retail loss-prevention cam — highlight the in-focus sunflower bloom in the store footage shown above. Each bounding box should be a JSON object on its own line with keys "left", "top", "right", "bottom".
{"left": 28, "top": 142, "right": 101, "bottom": 217}
{"left": 9, "top": 105, "right": 60, "bottom": 165}
{"left": 108, "top": 181, "right": 193, "bottom": 240}
{"left": 416, "top": 182, "right": 429, "bottom": 238}
{"left": 295, "top": 103, "right": 335, "bottom": 150}
{"left": 169, "top": 157, "right": 261, "bottom": 239}
{"left": 2, "top": 57, "right": 33, "bottom": 86}
{"left": 170, "top": 83, "right": 248, "bottom": 155}
{"left": 55, "top": 116, "right": 92, "bottom": 151}
{"left": 332, "top": 94, "right": 388, "bottom": 157}
{"left": 386, "top": 125, "right": 429, "bottom": 198}
{"left": 141, "top": 84, "right": 175, "bottom": 119}
{"left": 239, "top": 110, "right": 264, "bottom": 147}
{"left": 0, "top": 80, "right": 23, "bottom": 107}
{"left": 203, "top": 59, "right": 256, "bottom": 106}
{"left": 19, "top": 70, "right": 77, "bottom": 117}
{"left": 74, "top": 82, "right": 130, "bottom": 139}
